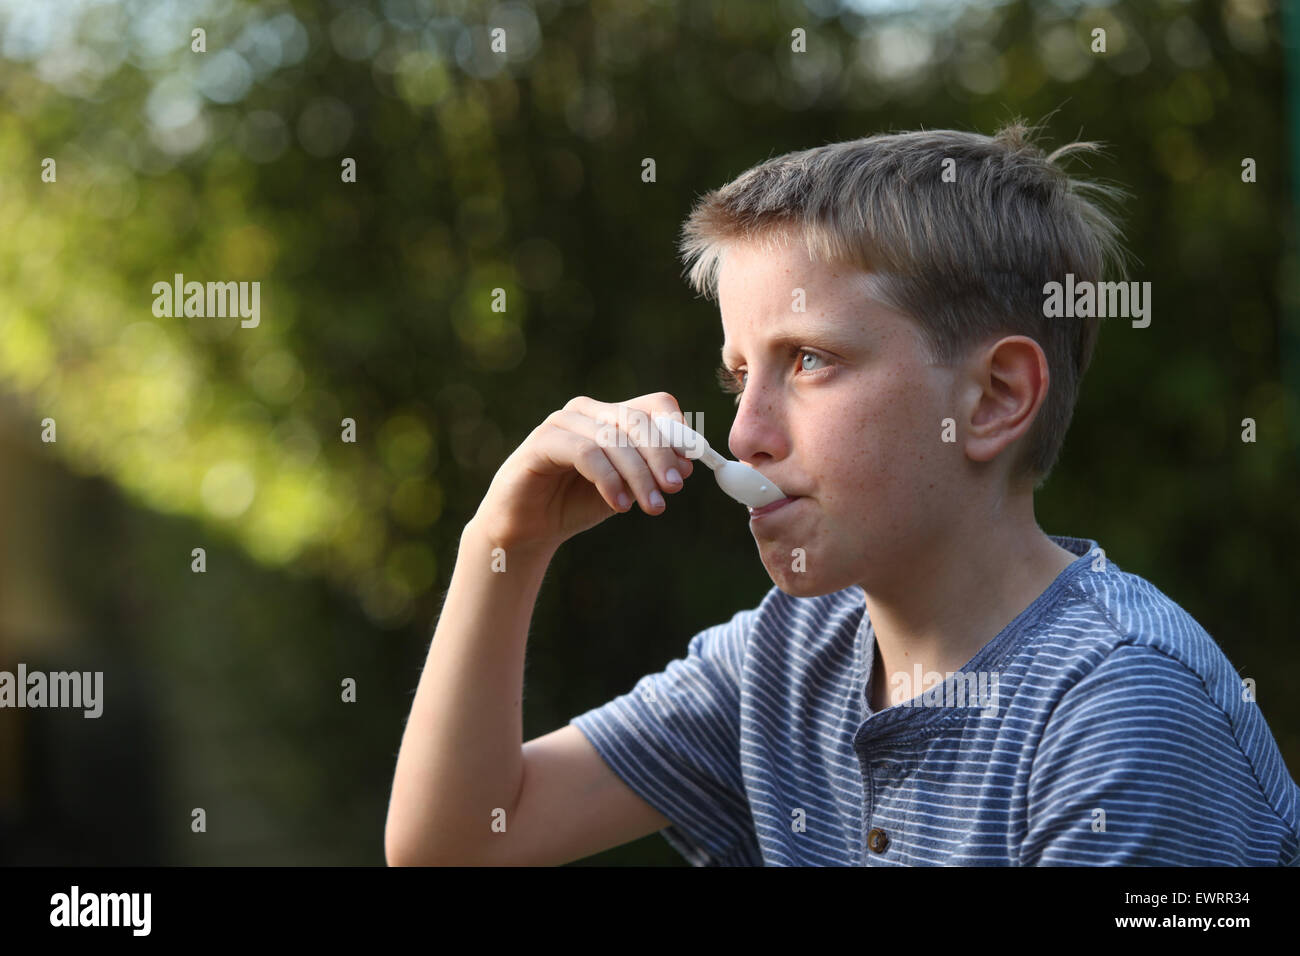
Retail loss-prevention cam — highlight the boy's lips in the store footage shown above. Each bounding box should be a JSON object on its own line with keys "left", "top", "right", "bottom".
{"left": 748, "top": 495, "right": 804, "bottom": 517}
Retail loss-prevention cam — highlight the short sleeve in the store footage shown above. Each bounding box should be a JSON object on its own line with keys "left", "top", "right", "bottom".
{"left": 1022, "top": 643, "right": 1300, "bottom": 865}
{"left": 569, "top": 608, "right": 763, "bottom": 866}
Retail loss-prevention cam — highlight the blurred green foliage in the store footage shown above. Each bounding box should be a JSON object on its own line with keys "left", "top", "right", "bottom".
{"left": 0, "top": 0, "right": 1294, "bottom": 865}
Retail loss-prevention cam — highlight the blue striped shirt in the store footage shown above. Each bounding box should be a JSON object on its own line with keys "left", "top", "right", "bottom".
{"left": 570, "top": 535, "right": 1300, "bottom": 865}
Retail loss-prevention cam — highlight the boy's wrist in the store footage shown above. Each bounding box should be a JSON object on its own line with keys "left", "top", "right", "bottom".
{"left": 461, "top": 514, "right": 560, "bottom": 568}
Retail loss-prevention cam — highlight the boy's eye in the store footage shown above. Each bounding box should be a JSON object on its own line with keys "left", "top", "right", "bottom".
{"left": 715, "top": 349, "right": 829, "bottom": 405}
{"left": 716, "top": 365, "right": 746, "bottom": 391}
{"left": 715, "top": 364, "right": 746, "bottom": 405}
{"left": 799, "top": 351, "right": 827, "bottom": 372}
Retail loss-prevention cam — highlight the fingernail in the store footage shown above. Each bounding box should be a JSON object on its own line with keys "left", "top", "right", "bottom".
{"left": 650, "top": 490, "right": 665, "bottom": 510}
{"left": 618, "top": 492, "right": 632, "bottom": 510}
{"left": 666, "top": 468, "right": 682, "bottom": 486}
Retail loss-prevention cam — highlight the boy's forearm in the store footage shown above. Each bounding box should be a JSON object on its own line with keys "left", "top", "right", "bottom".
{"left": 385, "top": 518, "right": 557, "bottom": 865}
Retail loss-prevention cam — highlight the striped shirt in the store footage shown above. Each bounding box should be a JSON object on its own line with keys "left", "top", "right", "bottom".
{"left": 570, "top": 535, "right": 1300, "bottom": 865}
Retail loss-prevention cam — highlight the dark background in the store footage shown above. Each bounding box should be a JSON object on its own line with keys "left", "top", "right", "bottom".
{"left": 0, "top": 0, "right": 1296, "bottom": 865}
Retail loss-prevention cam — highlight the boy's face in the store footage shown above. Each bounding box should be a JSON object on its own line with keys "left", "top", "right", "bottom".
{"left": 716, "top": 234, "right": 970, "bottom": 598}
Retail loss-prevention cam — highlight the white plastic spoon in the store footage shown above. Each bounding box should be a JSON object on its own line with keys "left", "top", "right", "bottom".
{"left": 652, "top": 414, "right": 786, "bottom": 509}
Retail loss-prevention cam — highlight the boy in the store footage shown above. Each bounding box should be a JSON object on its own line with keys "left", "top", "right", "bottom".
{"left": 385, "top": 123, "right": 1300, "bottom": 866}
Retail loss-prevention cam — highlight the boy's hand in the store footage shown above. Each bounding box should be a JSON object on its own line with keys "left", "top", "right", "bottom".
{"left": 471, "top": 393, "right": 696, "bottom": 554}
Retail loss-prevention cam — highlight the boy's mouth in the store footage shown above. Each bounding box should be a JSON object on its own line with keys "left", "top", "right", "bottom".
{"left": 749, "top": 496, "right": 802, "bottom": 518}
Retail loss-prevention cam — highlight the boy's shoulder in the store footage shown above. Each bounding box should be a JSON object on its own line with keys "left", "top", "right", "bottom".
{"left": 1013, "top": 550, "right": 1299, "bottom": 849}
{"left": 1064, "top": 545, "right": 1207, "bottom": 641}
{"left": 1050, "top": 549, "right": 1244, "bottom": 705}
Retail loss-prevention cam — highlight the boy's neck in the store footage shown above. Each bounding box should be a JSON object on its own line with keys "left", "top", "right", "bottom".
{"left": 863, "top": 521, "right": 1078, "bottom": 714}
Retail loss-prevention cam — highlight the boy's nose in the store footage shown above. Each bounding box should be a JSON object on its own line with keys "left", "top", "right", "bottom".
{"left": 728, "top": 390, "right": 790, "bottom": 465}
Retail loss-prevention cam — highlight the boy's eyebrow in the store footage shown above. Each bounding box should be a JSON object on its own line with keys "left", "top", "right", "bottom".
{"left": 719, "top": 326, "right": 857, "bottom": 366}
{"left": 718, "top": 270, "right": 895, "bottom": 366}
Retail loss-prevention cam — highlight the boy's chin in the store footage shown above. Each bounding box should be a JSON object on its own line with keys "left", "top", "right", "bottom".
{"left": 763, "top": 565, "right": 841, "bottom": 599}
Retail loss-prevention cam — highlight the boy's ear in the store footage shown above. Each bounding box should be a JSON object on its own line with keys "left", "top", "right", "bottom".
{"left": 961, "top": 336, "right": 1049, "bottom": 467}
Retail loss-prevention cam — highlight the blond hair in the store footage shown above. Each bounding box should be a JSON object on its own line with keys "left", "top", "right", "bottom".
{"left": 678, "top": 120, "right": 1132, "bottom": 490}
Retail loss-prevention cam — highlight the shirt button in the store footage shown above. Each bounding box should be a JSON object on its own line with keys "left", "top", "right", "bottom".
{"left": 867, "top": 828, "right": 889, "bottom": 853}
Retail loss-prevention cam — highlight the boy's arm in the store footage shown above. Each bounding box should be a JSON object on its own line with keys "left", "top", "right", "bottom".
{"left": 497, "top": 724, "right": 672, "bottom": 866}
{"left": 565, "top": 609, "right": 764, "bottom": 866}
{"left": 384, "top": 519, "right": 667, "bottom": 866}
{"left": 1021, "top": 643, "right": 1299, "bottom": 865}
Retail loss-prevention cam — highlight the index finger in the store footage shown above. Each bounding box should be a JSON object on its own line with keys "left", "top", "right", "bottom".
{"left": 573, "top": 394, "right": 695, "bottom": 485}
{"left": 622, "top": 393, "right": 694, "bottom": 456}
